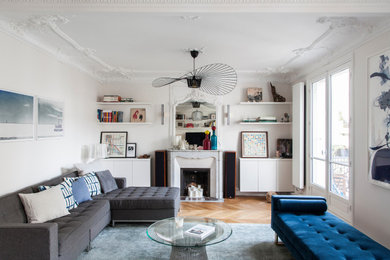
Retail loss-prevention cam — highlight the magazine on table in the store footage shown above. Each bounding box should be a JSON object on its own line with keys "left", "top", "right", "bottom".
{"left": 185, "top": 224, "right": 215, "bottom": 240}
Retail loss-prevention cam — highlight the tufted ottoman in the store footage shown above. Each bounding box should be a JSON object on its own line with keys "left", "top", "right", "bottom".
{"left": 272, "top": 195, "right": 390, "bottom": 260}
{"left": 94, "top": 186, "right": 180, "bottom": 225}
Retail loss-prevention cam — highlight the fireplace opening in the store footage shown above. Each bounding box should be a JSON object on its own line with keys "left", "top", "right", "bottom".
{"left": 180, "top": 168, "right": 210, "bottom": 198}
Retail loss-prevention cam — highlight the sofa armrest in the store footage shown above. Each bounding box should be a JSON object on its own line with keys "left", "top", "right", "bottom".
{"left": 115, "top": 177, "right": 127, "bottom": 189}
{"left": 0, "top": 223, "right": 58, "bottom": 260}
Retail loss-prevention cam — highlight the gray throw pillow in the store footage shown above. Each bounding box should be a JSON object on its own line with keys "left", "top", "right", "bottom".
{"left": 95, "top": 170, "right": 118, "bottom": 193}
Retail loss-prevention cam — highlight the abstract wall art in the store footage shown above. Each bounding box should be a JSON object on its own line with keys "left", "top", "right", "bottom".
{"left": 241, "top": 131, "right": 268, "bottom": 158}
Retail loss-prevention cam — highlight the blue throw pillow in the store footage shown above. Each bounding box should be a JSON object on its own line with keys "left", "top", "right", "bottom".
{"left": 72, "top": 178, "right": 92, "bottom": 204}
{"left": 278, "top": 199, "right": 327, "bottom": 214}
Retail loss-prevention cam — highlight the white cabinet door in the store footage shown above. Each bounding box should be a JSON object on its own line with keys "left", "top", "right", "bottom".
{"left": 277, "top": 160, "right": 294, "bottom": 191}
{"left": 132, "top": 159, "right": 151, "bottom": 187}
{"left": 258, "top": 160, "right": 277, "bottom": 191}
{"left": 240, "top": 159, "right": 259, "bottom": 192}
{"left": 113, "top": 160, "right": 133, "bottom": 187}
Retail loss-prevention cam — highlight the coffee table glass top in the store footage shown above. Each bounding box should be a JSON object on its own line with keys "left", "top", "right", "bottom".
{"left": 147, "top": 216, "right": 232, "bottom": 247}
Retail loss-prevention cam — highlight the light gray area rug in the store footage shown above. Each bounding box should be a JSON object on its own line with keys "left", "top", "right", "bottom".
{"left": 78, "top": 223, "right": 294, "bottom": 260}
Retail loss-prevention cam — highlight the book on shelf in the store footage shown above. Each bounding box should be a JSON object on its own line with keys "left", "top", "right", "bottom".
{"left": 97, "top": 110, "right": 123, "bottom": 123}
{"left": 184, "top": 224, "right": 215, "bottom": 240}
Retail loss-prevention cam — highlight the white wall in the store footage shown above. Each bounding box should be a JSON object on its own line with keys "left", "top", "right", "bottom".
{"left": 353, "top": 29, "right": 390, "bottom": 249}
{"left": 0, "top": 31, "right": 99, "bottom": 196}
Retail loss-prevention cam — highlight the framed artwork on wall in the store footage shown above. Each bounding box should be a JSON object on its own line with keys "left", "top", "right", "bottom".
{"left": 368, "top": 48, "right": 390, "bottom": 189}
{"left": 241, "top": 131, "right": 269, "bottom": 158}
{"left": 100, "top": 131, "right": 128, "bottom": 158}
{"left": 0, "top": 89, "right": 34, "bottom": 141}
{"left": 126, "top": 143, "right": 136, "bottom": 158}
{"left": 37, "top": 97, "right": 64, "bottom": 138}
{"left": 130, "top": 108, "right": 146, "bottom": 122}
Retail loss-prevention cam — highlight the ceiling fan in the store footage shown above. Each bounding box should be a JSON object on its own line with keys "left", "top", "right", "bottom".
{"left": 152, "top": 50, "right": 237, "bottom": 96}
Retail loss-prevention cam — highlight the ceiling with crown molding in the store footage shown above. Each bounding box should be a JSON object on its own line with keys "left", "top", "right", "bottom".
{"left": 0, "top": 1, "right": 390, "bottom": 83}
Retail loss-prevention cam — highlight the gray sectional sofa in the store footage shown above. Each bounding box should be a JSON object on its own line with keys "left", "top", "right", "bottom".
{"left": 0, "top": 171, "right": 180, "bottom": 260}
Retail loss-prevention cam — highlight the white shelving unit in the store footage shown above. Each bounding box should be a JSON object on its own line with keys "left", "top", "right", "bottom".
{"left": 239, "top": 122, "right": 292, "bottom": 125}
{"left": 97, "top": 102, "right": 153, "bottom": 125}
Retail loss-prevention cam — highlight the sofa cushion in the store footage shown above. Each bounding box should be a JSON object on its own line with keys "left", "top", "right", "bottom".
{"left": 95, "top": 170, "right": 118, "bottom": 193}
{"left": 275, "top": 211, "right": 390, "bottom": 259}
{"left": 18, "top": 186, "right": 69, "bottom": 223}
{"left": 65, "top": 172, "right": 101, "bottom": 197}
{"left": 71, "top": 178, "right": 92, "bottom": 204}
{"left": 94, "top": 187, "right": 180, "bottom": 210}
{"left": 278, "top": 199, "right": 327, "bottom": 214}
{"left": 38, "top": 179, "right": 78, "bottom": 210}
{"left": 48, "top": 200, "right": 110, "bottom": 256}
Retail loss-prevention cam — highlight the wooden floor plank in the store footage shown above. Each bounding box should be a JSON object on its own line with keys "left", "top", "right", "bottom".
{"left": 178, "top": 196, "right": 271, "bottom": 224}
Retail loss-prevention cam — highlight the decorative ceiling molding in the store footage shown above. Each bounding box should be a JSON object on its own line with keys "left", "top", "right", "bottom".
{"left": 0, "top": 15, "right": 132, "bottom": 83}
{"left": 1, "top": 0, "right": 390, "bottom": 13}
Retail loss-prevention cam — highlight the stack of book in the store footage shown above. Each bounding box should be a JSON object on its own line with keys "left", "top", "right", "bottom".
{"left": 103, "top": 95, "right": 121, "bottom": 102}
{"left": 97, "top": 109, "right": 123, "bottom": 123}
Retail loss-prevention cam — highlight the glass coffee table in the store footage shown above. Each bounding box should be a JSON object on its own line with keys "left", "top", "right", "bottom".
{"left": 147, "top": 216, "right": 232, "bottom": 260}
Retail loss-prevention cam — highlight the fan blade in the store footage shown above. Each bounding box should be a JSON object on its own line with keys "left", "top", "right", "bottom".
{"left": 152, "top": 77, "right": 185, "bottom": 88}
{"left": 192, "top": 63, "right": 237, "bottom": 95}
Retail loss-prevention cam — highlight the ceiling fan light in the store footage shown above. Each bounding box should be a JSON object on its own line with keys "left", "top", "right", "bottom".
{"left": 187, "top": 77, "right": 202, "bottom": 88}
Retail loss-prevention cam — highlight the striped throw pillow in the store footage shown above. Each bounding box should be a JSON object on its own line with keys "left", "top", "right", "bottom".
{"left": 65, "top": 172, "right": 101, "bottom": 197}
{"left": 38, "top": 180, "right": 78, "bottom": 210}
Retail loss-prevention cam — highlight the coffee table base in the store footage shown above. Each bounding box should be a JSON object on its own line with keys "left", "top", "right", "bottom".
{"left": 170, "top": 246, "right": 208, "bottom": 260}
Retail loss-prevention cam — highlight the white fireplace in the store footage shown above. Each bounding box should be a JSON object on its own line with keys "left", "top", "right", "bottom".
{"left": 167, "top": 150, "right": 223, "bottom": 200}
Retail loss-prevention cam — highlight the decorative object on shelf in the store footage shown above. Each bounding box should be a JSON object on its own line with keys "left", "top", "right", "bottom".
{"left": 247, "top": 88, "right": 263, "bottom": 102}
{"left": 185, "top": 123, "right": 194, "bottom": 128}
{"left": 100, "top": 131, "right": 127, "bottom": 158}
{"left": 0, "top": 89, "right": 34, "bottom": 141}
{"left": 176, "top": 114, "right": 185, "bottom": 120}
{"left": 37, "top": 97, "right": 64, "bottom": 138}
{"left": 368, "top": 49, "right": 390, "bottom": 189}
{"left": 277, "top": 139, "right": 293, "bottom": 158}
{"left": 81, "top": 143, "right": 107, "bottom": 163}
{"left": 211, "top": 126, "right": 217, "bottom": 150}
{"left": 120, "top": 98, "right": 133, "bottom": 102}
{"left": 203, "top": 130, "right": 211, "bottom": 150}
{"left": 241, "top": 131, "right": 269, "bottom": 158}
{"left": 152, "top": 50, "right": 237, "bottom": 96}
{"left": 103, "top": 95, "right": 121, "bottom": 102}
{"left": 192, "top": 110, "right": 203, "bottom": 121}
{"left": 130, "top": 108, "right": 146, "bottom": 122}
{"left": 270, "top": 82, "right": 286, "bottom": 102}
{"left": 126, "top": 143, "right": 136, "bottom": 158}
{"left": 284, "top": 113, "right": 290, "bottom": 122}
{"left": 210, "top": 113, "right": 216, "bottom": 120}
{"left": 138, "top": 154, "right": 150, "bottom": 159}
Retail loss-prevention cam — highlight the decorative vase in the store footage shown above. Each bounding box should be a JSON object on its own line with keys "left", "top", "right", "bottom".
{"left": 203, "top": 133, "right": 211, "bottom": 150}
{"left": 211, "top": 127, "right": 217, "bottom": 150}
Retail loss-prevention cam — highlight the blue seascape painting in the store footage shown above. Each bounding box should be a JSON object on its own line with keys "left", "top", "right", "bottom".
{"left": 0, "top": 89, "right": 34, "bottom": 140}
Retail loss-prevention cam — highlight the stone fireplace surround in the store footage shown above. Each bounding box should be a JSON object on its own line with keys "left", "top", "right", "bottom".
{"left": 167, "top": 150, "right": 223, "bottom": 200}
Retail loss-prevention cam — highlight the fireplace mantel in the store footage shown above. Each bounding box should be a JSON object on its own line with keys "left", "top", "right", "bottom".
{"left": 167, "top": 150, "right": 223, "bottom": 200}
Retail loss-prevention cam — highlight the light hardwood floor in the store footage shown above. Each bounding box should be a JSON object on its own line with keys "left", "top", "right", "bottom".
{"left": 178, "top": 196, "right": 271, "bottom": 224}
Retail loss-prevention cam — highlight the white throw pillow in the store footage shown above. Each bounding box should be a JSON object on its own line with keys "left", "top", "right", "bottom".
{"left": 19, "top": 185, "right": 70, "bottom": 223}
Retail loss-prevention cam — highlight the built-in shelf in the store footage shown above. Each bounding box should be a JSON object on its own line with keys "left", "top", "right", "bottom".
{"left": 98, "top": 122, "right": 152, "bottom": 125}
{"left": 176, "top": 119, "right": 215, "bottom": 122}
{"left": 176, "top": 127, "right": 211, "bottom": 131}
{"left": 239, "top": 101, "right": 292, "bottom": 105}
{"left": 97, "top": 102, "right": 151, "bottom": 105}
{"left": 239, "top": 122, "right": 292, "bottom": 125}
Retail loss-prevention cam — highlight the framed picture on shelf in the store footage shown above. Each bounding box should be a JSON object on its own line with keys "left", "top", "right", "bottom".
{"left": 130, "top": 108, "right": 146, "bottom": 122}
{"left": 100, "top": 131, "right": 128, "bottom": 158}
{"left": 126, "top": 143, "right": 136, "bottom": 158}
{"left": 247, "top": 88, "right": 263, "bottom": 102}
{"left": 241, "top": 131, "right": 268, "bottom": 158}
